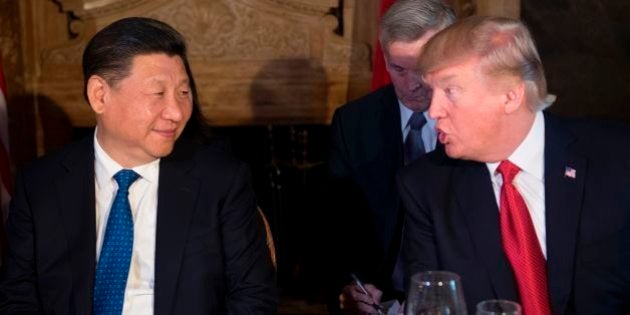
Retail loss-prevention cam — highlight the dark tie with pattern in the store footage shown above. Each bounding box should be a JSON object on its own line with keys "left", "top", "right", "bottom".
{"left": 404, "top": 112, "right": 427, "bottom": 165}
{"left": 497, "top": 161, "right": 551, "bottom": 315}
{"left": 392, "top": 112, "right": 428, "bottom": 291}
{"left": 93, "top": 169, "right": 140, "bottom": 315}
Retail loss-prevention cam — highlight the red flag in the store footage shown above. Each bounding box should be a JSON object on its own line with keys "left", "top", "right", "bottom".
{"left": 370, "top": 0, "right": 397, "bottom": 91}
{"left": 0, "top": 57, "right": 12, "bottom": 223}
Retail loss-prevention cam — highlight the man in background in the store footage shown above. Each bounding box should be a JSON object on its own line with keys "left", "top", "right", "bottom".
{"left": 399, "top": 15, "right": 630, "bottom": 314}
{"left": 0, "top": 17, "right": 276, "bottom": 314}
{"left": 327, "top": 0, "right": 455, "bottom": 313}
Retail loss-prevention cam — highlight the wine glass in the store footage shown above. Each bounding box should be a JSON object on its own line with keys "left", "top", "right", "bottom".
{"left": 405, "top": 271, "right": 467, "bottom": 315}
{"left": 475, "top": 300, "right": 521, "bottom": 315}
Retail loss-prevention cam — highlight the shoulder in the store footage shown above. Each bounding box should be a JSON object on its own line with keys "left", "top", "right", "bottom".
{"left": 546, "top": 113, "right": 630, "bottom": 156}
{"left": 166, "top": 139, "right": 249, "bottom": 179}
{"left": 19, "top": 137, "right": 93, "bottom": 180}
{"left": 333, "top": 84, "right": 397, "bottom": 120}
{"left": 398, "top": 146, "right": 457, "bottom": 188}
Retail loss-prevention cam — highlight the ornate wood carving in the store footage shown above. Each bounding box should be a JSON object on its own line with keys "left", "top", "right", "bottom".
{"left": 22, "top": 0, "right": 370, "bottom": 128}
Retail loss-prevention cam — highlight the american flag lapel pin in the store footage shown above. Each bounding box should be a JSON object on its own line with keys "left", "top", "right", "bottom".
{"left": 564, "top": 166, "right": 576, "bottom": 179}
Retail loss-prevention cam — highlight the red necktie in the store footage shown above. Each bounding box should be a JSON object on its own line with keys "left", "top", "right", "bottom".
{"left": 497, "top": 161, "right": 551, "bottom": 315}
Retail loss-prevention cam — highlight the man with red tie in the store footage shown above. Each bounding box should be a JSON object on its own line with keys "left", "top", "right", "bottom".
{"left": 398, "top": 16, "right": 630, "bottom": 314}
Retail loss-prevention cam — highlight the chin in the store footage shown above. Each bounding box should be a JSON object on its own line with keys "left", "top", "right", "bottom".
{"left": 444, "top": 146, "right": 462, "bottom": 159}
{"left": 150, "top": 144, "right": 176, "bottom": 158}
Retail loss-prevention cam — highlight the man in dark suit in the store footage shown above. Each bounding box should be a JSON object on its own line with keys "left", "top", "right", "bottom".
{"left": 399, "top": 16, "right": 630, "bottom": 314}
{"left": 328, "top": 1, "right": 455, "bottom": 313}
{"left": 0, "top": 17, "right": 276, "bottom": 314}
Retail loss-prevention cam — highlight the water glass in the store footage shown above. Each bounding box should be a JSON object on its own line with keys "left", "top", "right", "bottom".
{"left": 405, "top": 271, "right": 467, "bottom": 315}
{"left": 475, "top": 299, "right": 521, "bottom": 315}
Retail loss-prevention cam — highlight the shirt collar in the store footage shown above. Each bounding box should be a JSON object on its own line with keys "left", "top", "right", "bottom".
{"left": 398, "top": 99, "right": 435, "bottom": 132}
{"left": 486, "top": 111, "right": 545, "bottom": 180}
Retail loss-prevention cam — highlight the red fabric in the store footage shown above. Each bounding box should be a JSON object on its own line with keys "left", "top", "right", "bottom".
{"left": 370, "top": 0, "right": 397, "bottom": 91}
{"left": 498, "top": 161, "right": 551, "bottom": 315}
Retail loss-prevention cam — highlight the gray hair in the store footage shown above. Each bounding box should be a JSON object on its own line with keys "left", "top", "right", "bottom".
{"left": 379, "top": 0, "right": 456, "bottom": 52}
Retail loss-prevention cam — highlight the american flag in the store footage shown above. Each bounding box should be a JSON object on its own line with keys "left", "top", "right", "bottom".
{"left": 0, "top": 57, "right": 12, "bottom": 223}
{"left": 564, "top": 166, "right": 576, "bottom": 179}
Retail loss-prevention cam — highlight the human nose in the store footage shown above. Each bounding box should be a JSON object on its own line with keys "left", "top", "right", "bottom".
{"left": 162, "top": 93, "right": 186, "bottom": 122}
{"left": 428, "top": 91, "right": 445, "bottom": 120}
{"left": 407, "top": 71, "right": 422, "bottom": 91}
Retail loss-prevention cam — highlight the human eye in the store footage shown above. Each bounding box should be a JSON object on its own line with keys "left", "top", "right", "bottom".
{"left": 178, "top": 86, "right": 191, "bottom": 98}
{"left": 444, "top": 86, "right": 459, "bottom": 101}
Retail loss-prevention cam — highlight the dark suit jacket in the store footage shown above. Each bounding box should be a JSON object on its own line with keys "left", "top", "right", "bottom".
{"left": 0, "top": 137, "right": 276, "bottom": 314}
{"left": 328, "top": 84, "right": 406, "bottom": 300}
{"left": 398, "top": 113, "right": 630, "bottom": 314}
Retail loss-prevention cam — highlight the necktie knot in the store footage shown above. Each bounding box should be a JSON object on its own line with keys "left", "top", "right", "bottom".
{"left": 408, "top": 112, "right": 427, "bottom": 131}
{"left": 114, "top": 169, "right": 140, "bottom": 192}
{"left": 497, "top": 160, "right": 520, "bottom": 184}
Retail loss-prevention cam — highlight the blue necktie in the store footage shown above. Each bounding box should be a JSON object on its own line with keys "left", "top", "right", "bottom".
{"left": 404, "top": 112, "right": 427, "bottom": 164}
{"left": 93, "top": 169, "right": 140, "bottom": 315}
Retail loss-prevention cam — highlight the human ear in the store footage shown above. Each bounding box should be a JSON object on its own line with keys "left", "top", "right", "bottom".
{"left": 503, "top": 81, "right": 526, "bottom": 114}
{"left": 86, "top": 75, "right": 109, "bottom": 114}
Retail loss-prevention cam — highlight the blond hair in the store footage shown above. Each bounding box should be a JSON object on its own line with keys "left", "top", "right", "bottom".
{"left": 418, "top": 16, "right": 554, "bottom": 111}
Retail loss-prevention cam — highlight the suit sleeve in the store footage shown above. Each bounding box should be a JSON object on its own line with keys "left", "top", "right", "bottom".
{"left": 0, "top": 171, "right": 41, "bottom": 314}
{"left": 397, "top": 170, "right": 439, "bottom": 288}
{"left": 220, "top": 162, "right": 276, "bottom": 314}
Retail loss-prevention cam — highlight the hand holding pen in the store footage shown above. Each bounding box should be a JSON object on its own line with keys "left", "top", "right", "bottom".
{"left": 339, "top": 273, "right": 385, "bottom": 315}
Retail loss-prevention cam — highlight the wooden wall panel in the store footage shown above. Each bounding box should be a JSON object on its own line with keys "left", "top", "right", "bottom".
{"left": 19, "top": 0, "right": 370, "bottom": 129}
{"left": 3, "top": 0, "right": 521, "bottom": 164}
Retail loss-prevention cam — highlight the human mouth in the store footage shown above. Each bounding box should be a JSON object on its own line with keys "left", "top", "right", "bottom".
{"left": 436, "top": 128, "right": 447, "bottom": 144}
{"left": 154, "top": 128, "right": 177, "bottom": 139}
{"left": 439, "top": 132, "right": 447, "bottom": 144}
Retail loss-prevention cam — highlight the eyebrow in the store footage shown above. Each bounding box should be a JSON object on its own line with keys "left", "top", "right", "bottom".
{"left": 388, "top": 62, "right": 405, "bottom": 69}
{"left": 145, "top": 76, "right": 190, "bottom": 86}
{"left": 435, "top": 73, "right": 457, "bottom": 85}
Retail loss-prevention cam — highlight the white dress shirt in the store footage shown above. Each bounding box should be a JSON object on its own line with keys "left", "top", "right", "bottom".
{"left": 94, "top": 132, "right": 158, "bottom": 314}
{"left": 399, "top": 101, "right": 437, "bottom": 151}
{"left": 486, "top": 111, "right": 547, "bottom": 258}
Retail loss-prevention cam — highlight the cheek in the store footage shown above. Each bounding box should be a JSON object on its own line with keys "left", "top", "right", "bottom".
{"left": 184, "top": 103, "right": 193, "bottom": 120}
{"left": 389, "top": 73, "right": 404, "bottom": 86}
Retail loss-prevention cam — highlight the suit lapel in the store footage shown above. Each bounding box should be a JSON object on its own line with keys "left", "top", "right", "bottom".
{"left": 154, "top": 142, "right": 200, "bottom": 315}
{"left": 378, "top": 85, "right": 405, "bottom": 261}
{"left": 543, "top": 114, "right": 585, "bottom": 314}
{"left": 55, "top": 138, "right": 96, "bottom": 314}
{"left": 380, "top": 85, "right": 404, "bottom": 167}
{"left": 453, "top": 160, "right": 519, "bottom": 301}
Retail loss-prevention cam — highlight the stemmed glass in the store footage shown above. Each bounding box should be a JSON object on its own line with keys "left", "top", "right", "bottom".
{"left": 475, "top": 300, "right": 521, "bottom": 315}
{"left": 405, "top": 271, "right": 467, "bottom": 315}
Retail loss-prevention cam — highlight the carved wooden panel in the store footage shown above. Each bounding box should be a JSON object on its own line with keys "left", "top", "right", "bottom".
{"left": 21, "top": 0, "right": 369, "bottom": 127}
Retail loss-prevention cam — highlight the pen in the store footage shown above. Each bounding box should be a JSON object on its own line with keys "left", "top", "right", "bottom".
{"left": 351, "top": 273, "right": 385, "bottom": 315}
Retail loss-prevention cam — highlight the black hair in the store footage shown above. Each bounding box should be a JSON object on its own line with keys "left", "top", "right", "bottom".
{"left": 83, "top": 16, "right": 211, "bottom": 142}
